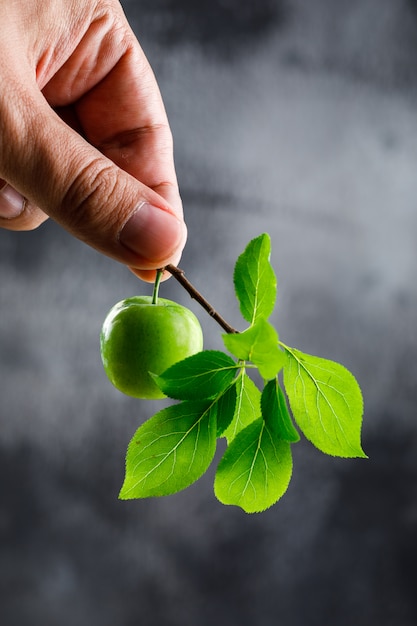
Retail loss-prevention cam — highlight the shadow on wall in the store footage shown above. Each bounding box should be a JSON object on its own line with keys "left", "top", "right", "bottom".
{"left": 123, "top": 0, "right": 286, "bottom": 55}
{"left": 122, "top": 0, "right": 417, "bottom": 91}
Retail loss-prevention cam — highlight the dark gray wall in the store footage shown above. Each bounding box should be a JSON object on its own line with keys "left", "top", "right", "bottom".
{"left": 1, "top": 1, "right": 417, "bottom": 624}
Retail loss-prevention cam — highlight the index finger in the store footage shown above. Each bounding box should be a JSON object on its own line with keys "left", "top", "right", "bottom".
{"left": 42, "top": 13, "right": 182, "bottom": 216}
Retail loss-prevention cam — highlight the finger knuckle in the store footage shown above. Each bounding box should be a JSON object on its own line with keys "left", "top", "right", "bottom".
{"left": 60, "top": 157, "right": 123, "bottom": 239}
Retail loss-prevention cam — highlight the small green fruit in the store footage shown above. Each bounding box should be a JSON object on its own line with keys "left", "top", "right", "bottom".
{"left": 100, "top": 296, "right": 203, "bottom": 399}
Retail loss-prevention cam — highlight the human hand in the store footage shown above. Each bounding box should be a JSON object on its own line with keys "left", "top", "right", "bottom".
{"left": 0, "top": 0, "right": 186, "bottom": 281}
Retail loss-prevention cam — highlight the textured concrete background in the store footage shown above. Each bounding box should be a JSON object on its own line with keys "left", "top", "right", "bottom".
{"left": 1, "top": 1, "right": 417, "bottom": 624}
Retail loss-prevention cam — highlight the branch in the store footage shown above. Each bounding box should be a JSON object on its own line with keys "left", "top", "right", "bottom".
{"left": 165, "top": 264, "right": 238, "bottom": 334}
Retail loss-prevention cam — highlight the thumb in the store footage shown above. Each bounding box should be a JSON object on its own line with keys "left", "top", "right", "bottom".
{"left": 0, "top": 92, "right": 186, "bottom": 276}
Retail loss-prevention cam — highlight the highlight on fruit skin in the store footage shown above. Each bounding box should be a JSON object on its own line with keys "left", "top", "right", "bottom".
{"left": 100, "top": 296, "right": 204, "bottom": 399}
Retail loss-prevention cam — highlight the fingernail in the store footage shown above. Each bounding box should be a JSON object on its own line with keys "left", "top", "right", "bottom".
{"left": 0, "top": 184, "right": 25, "bottom": 219}
{"left": 119, "top": 202, "right": 185, "bottom": 262}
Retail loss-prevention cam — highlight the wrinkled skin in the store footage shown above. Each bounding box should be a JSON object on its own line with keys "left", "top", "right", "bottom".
{"left": 0, "top": 0, "right": 186, "bottom": 281}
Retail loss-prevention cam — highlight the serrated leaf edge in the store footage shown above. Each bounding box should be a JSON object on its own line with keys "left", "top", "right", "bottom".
{"left": 282, "top": 345, "right": 366, "bottom": 458}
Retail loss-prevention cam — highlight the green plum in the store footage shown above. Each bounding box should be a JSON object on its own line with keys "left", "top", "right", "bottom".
{"left": 100, "top": 296, "right": 203, "bottom": 399}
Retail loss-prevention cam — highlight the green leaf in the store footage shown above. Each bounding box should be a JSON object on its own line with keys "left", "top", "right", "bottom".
{"left": 223, "top": 372, "right": 262, "bottom": 443}
{"left": 223, "top": 318, "right": 286, "bottom": 379}
{"left": 119, "top": 400, "right": 217, "bottom": 499}
{"left": 234, "top": 233, "right": 277, "bottom": 325}
{"left": 214, "top": 418, "right": 293, "bottom": 513}
{"left": 214, "top": 383, "right": 238, "bottom": 437}
{"left": 261, "top": 378, "right": 300, "bottom": 443}
{"left": 153, "top": 350, "right": 238, "bottom": 400}
{"left": 283, "top": 347, "right": 366, "bottom": 458}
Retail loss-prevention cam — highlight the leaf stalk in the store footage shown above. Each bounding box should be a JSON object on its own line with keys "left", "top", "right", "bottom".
{"left": 165, "top": 264, "right": 238, "bottom": 334}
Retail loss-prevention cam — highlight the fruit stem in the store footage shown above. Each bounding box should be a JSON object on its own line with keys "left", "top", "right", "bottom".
{"left": 165, "top": 264, "right": 238, "bottom": 334}
{"left": 152, "top": 269, "right": 164, "bottom": 305}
